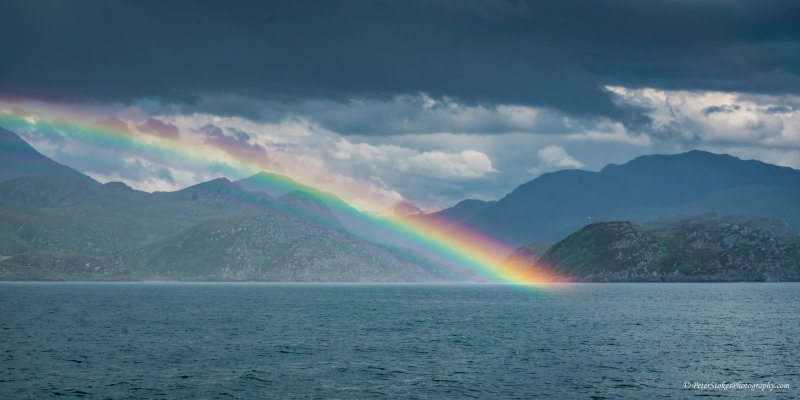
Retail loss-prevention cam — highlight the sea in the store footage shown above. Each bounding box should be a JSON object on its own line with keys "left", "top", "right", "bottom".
{"left": 1, "top": 282, "right": 797, "bottom": 399}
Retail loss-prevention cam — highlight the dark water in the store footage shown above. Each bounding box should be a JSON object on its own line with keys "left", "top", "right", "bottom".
{"left": 1, "top": 283, "right": 798, "bottom": 399}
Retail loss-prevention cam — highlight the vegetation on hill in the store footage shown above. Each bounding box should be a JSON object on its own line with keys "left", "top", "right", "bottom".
{"left": 536, "top": 214, "right": 800, "bottom": 282}
{"left": 0, "top": 176, "right": 453, "bottom": 281}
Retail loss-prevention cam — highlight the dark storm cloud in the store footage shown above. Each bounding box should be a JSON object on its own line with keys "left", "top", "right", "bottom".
{"left": 1, "top": 0, "right": 799, "bottom": 124}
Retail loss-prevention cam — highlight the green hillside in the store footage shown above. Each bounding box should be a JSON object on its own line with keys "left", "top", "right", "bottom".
{"left": 0, "top": 176, "right": 452, "bottom": 281}
{"left": 535, "top": 214, "right": 800, "bottom": 282}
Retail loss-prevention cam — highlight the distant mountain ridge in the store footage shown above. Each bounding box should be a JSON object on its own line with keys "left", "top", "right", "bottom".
{"left": 462, "top": 150, "right": 800, "bottom": 246}
{"left": 380, "top": 199, "right": 424, "bottom": 217}
{"left": 430, "top": 199, "right": 497, "bottom": 224}
{"left": 0, "top": 175, "right": 453, "bottom": 281}
{"left": 0, "top": 127, "right": 98, "bottom": 184}
{"left": 5, "top": 125, "right": 800, "bottom": 282}
{"left": 0, "top": 128, "right": 454, "bottom": 281}
{"left": 237, "top": 171, "right": 314, "bottom": 198}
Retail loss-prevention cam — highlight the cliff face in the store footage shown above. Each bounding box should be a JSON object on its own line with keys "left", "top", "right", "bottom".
{"left": 537, "top": 215, "right": 800, "bottom": 282}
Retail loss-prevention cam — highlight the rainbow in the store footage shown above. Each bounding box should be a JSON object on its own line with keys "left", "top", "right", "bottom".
{"left": 0, "top": 108, "right": 560, "bottom": 284}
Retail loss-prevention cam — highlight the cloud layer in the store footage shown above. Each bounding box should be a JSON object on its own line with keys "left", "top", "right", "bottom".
{"left": 6, "top": 82, "right": 800, "bottom": 211}
{"left": 2, "top": 1, "right": 799, "bottom": 210}
{"left": 2, "top": 0, "right": 799, "bottom": 125}
{"left": 606, "top": 86, "right": 800, "bottom": 166}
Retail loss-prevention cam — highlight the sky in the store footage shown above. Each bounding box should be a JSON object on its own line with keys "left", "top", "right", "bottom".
{"left": 2, "top": 0, "right": 800, "bottom": 212}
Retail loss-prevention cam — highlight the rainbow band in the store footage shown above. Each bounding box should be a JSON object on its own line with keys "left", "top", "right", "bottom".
{"left": 0, "top": 111, "right": 559, "bottom": 284}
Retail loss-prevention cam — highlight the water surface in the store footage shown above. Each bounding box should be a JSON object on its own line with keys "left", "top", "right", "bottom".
{"left": 1, "top": 282, "right": 797, "bottom": 398}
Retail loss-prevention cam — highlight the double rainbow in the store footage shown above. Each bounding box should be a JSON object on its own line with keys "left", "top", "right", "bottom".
{"left": 0, "top": 109, "right": 559, "bottom": 284}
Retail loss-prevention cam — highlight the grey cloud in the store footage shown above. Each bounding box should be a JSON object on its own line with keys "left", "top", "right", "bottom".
{"left": 701, "top": 104, "right": 741, "bottom": 116}
{"left": 154, "top": 166, "right": 176, "bottom": 183}
{"left": 765, "top": 105, "right": 796, "bottom": 114}
{"left": 227, "top": 127, "right": 252, "bottom": 142}
{"left": 198, "top": 124, "right": 225, "bottom": 138}
{"left": 197, "top": 123, "right": 270, "bottom": 162}
{"left": 2, "top": 0, "right": 799, "bottom": 125}
{"left": 609, "top": 87, "right": 798, "bottom": 151}
{"left": 89, "top": 117, "right": 130, "bottom": 133}
{"left": 137, "top": 118, "right": 180, "bottom": 138}
{"left": 174, "top": 93, "right": 601, "bottom": 136}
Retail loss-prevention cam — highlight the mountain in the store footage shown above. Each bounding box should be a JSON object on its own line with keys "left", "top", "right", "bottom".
{"left": 237, "top": 172, "right": 451, "bottom": 256}
{"left": 0, "top": 129, "right": 455, "bottom": 281}
{"left": 380, "top": 199, "right": 424, "bottom": 217}
{"left": 0, "top": 128, "right": 98, "bottom": 184}
{"left": 127, "top": 214, "right": 454, "bottom": 281}
{"left": 0, "top": 175, "right": 454, "bottom": 281}
{"left": 161, "top": 177, "right": 346, "bottom": 230}
{"left": 167, "top": 177, "right": 250, "bottom": 204}
{"left": 0, "top": 176, "right": 252, "bottom": 268}
{"left": 430, "top": 199, "right": 497, "bottom": 224}
{"left": 498, "top": 241, "right": 552, "bottom": 272}
{"left": 278, "top": 190, "right": 341, "bottom": 227}
{"left": 534, "top": 214, "right": 800, "bottom": 282}
{"left": 464, "top": 151, "right": 800, "bottom": 247}
{"left": 236, "top": 171, "right": 314, "bottom": 198}
{"left": 641, "top": 213, "right": 800, "bottom": 243}
{"left": 236, "top": 171, "right": 359, "bottom": 230}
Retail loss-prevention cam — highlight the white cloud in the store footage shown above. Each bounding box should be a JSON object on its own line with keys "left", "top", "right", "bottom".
{"left": 410, "top": 150, "right": 498, "bottom": 179}
{"left": 332, "top": 139, "right": 389, "bottom": 162}
{"left": 82, "top": 110, "right": 500, "bottom": 210}
{"left": 527, "top": 145, "right": 585, "bottom": 175}
{"left": 537, "top": 145, "right": 584, "bottom": 168}
{"left": 606, "top": 85, "right": 800, "bottom": 149}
